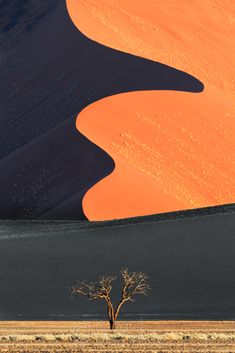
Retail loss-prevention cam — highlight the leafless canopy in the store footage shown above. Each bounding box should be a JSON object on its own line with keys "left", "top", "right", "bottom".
{"left": 71, "top": 268, "right": 150, "bottom": 329}
{"left": 120, "top": 268, "right": 150, "bottom": 301}
{"left": 71, "top": 275, "right": 116, "bottom": 300}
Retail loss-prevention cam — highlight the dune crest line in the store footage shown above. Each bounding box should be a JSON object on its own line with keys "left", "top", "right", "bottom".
{"left": 67, "top": 0, "right": 235, "bottom": 221}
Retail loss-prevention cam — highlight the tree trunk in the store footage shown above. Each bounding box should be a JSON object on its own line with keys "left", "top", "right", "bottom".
{"left": 106, "top": 298, "right": 116, "bottom": 330}
{"left": 114, "top": 299, "right": 127, "bottom": 321}
{"left": 109, "top": 318, "right": 115, "bottom": 330}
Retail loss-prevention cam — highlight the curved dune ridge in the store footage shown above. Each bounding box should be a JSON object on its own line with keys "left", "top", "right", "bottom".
{"left": 67, "top": 0, "right": 235, "bottom": 220}
{"left": 66, "top": 0, "right": 235, "bottom": 98}
{"left": 77, "top": 90, "right": 235, "bottom": 220}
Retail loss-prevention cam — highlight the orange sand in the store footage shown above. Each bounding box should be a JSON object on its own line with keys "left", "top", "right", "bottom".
{"left": 67, "top": 0, "right": 235, "bottom": 98}
{"left": 67, "top": 0, "right": 235, "bottom": 220}
{"left": 77, "top": 90, "right": 235, "bottom": 220}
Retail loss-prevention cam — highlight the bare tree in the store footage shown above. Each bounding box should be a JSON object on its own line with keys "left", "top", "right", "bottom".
{"left": 71, "top": 268, "right": 150, "bottom": 329}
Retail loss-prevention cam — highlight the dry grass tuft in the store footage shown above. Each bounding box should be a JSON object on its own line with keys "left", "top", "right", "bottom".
{"left": 1, "top": 331, "right": 235, "bottom": 342}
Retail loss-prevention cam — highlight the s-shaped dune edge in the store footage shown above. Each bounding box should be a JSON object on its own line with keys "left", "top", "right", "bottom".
{"left": 66, "top": 0, "right": 235, "bottom": 221}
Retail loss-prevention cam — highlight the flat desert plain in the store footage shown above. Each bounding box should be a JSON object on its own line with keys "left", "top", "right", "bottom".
{"left": 0, "top": 321, "right": 235, "bottom": 352}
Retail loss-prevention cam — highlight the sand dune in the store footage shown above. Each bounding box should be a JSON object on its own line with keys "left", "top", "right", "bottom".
{"left": 67, "top": 0, "right": 235, "bottom": 98}
{"left": 67, "top": 0, "right": 235, "bottom": 220}
{"left": 1, "top": 0, "right": 199, "bottom": 219}
{"left": 77, "top": 90, "right": 235, "bottom": 220}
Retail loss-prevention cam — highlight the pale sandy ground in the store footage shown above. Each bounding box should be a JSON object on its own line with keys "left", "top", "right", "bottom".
{"left": 1, "top": 321, "right": 235, "bottom": 352}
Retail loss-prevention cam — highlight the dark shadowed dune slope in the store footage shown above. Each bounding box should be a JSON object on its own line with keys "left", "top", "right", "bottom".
{"left": 0, "top": 204, "right": 234, "bottom": 320}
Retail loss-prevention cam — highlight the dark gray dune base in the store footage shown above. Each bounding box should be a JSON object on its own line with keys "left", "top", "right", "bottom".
{"left": 0, "top": 204, "right": 234, "bottom": 320}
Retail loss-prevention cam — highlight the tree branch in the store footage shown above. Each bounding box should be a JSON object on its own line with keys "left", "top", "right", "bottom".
{"left": 71, "top": 275, "right": 116, "bottom": 301}
{"left": 114, "top": 268, "right": 150, "bottom": 319}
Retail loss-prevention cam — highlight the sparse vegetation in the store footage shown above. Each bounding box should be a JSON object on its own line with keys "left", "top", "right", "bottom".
{"left": 2, "top": 331, "right": 235, "bottom": 342}
{"left": 71, "top": 268, "right": 150, "bottom": 329}
{"left": 0, "top": 321, "right": 235, "bottom": 352}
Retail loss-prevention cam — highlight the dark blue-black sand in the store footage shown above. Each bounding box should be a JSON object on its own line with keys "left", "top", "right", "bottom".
{"left": 0, "top": 0, "right": 203, "bottom": 219}
{"left": 0, "top": 204, "right": 234, "bottom": 320}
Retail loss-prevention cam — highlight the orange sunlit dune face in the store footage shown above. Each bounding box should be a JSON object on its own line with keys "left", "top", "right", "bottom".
{"left": 66, "top": 0, "right": 235, "bottom": 221}
{"left": 77, "top": 90, "right": 235, "bottom": 220}
{"left": 66, "top": 0, "right": 235, "bottom": 98}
